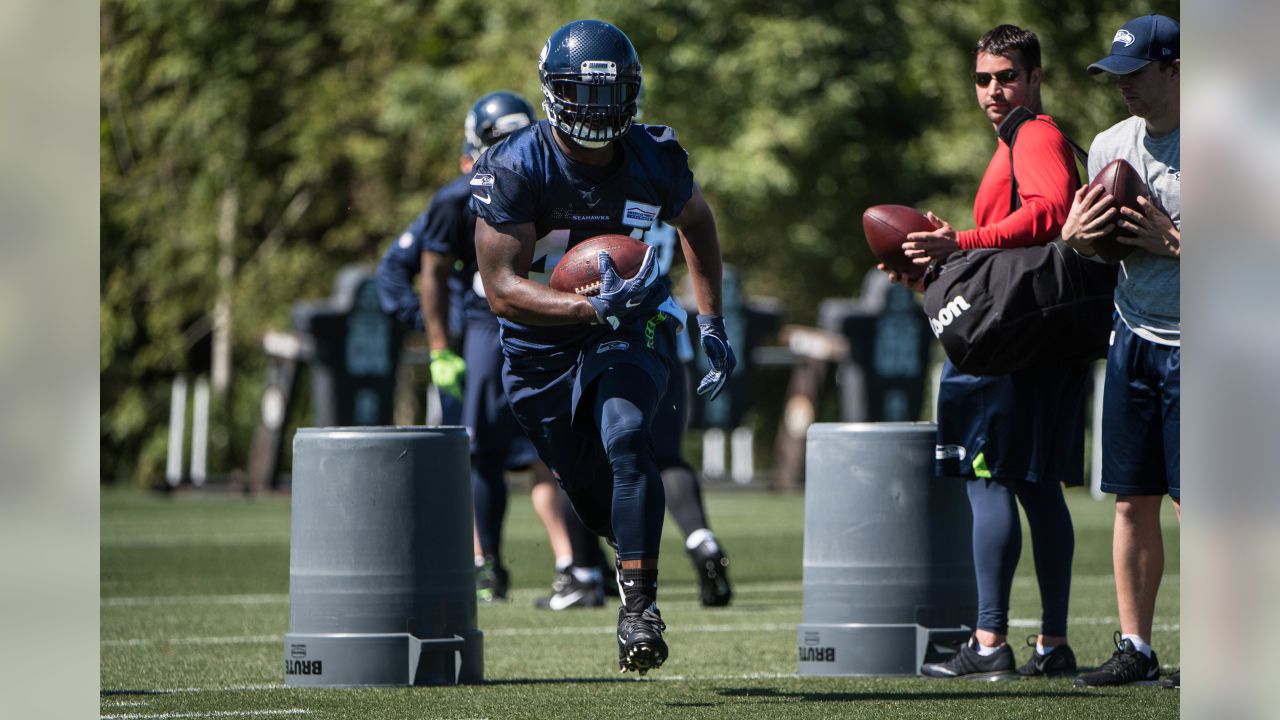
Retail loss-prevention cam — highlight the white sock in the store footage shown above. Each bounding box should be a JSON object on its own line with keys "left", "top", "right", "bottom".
{"left": 975, "top": 642, "right": 1003, "bottom": 657}
{"left": 571, "top": 566, "right": 602, "bottom": 584}
{"left": 1036, "top": 642, "right": 1057, "bottom": 655}
{"left": 474, "top": 555, "right": 486, "bottom": 569}
{"left": 1122, "top": 634, "right": 1154, "bottom": 658}
{"left": 555, "top": 556, "right": 573, "bottom": 572}
{"left": 686, "top": 528, "right": 717, "bottom": 552}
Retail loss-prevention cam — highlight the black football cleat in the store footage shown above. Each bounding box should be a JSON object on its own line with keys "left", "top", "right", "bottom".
{"left": 533, "top": 570, "right": 604, "bottom": 610}
{"left": 616, "top": 604, "right": 668, "bottom": 675}
{"left": 688, "top": 537, "right": 732, "bottom": 607}
{"left": 475, "top": 557, "right": 508, "bottom": 603}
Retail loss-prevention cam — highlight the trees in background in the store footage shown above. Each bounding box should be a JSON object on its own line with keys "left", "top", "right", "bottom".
{"left": 100, "top": 0, "right": 1177, "bottom": 483}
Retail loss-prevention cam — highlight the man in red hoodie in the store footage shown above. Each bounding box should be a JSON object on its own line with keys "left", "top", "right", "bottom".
{"left": 887, "top": 24, "right": 1089, "bottom": 680}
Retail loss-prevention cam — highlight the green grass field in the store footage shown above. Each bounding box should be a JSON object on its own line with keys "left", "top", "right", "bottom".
{"left": 101, "top": 484, "right": 1179, "bottom": 719}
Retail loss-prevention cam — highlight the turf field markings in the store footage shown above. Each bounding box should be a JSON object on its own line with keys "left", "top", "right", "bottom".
{"left": 103, "top": 615, "right": 1179, "bottom": 649}
{"left": 101, "top": 575, "right": 1174, "bottom": 608}
{"left": 105, "top": 634, "right": 282, "bottom": 647}
{"left": 100, "top": 710, "right": 310, "bottom": 719}
{"left": 1009, "top": 618, "right": 1180, "bottom": 631}
{"left": 487, "top": 622, "right": 795, "bottom": 637}
{"left": 103, "top": 594, "right": 290, "bottom": 607}
{"left": 102, "top": 534, "right": 290, "bottom": 548}
{"left": 102, "top": 623, "right": 797, "bottom": 647}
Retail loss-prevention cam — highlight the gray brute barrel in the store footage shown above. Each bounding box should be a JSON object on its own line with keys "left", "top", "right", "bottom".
{"left": 798, "top": 422, "right": 976, "bottom": 676}
{"left": 285, "top": 426, "right": 482, "bottom": 686}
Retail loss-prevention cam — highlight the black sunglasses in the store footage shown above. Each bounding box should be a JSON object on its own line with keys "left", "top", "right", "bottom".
{"left": 973, "top": 69, "right": 1022, "bottom": 86}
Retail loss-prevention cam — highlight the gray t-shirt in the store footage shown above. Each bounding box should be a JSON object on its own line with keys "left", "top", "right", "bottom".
{"left": 1087, "top": 115, "right": 1181, "bottom": 345}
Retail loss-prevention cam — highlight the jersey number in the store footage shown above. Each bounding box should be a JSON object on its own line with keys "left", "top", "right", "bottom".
{"left": 529, "top": 229, "right": 571, "bottom": 286}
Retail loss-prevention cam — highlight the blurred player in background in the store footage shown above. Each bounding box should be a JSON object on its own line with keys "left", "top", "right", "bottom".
{"left": 887, "top": 24, "right": 1087, "bottom": 680}
{"left": 471, "top": 19, "right": 735, "bottom": 673}
{"left": 375, "top": 90, "right": 575, "bottom": 602}
{"left": 1062, "top": 14, "right": 1181, "bottom": 689}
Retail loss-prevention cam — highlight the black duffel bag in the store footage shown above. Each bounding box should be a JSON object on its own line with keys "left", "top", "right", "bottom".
{"left": 921, "top": 240, "right": 1117, "bottom": 376}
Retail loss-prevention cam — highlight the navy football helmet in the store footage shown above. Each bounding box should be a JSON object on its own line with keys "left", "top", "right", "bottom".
{"left": 463, "top": 91, "right": 536, "bottom": 161}
{"left": 538, "top": 20, "right": 642, "bottom": 149}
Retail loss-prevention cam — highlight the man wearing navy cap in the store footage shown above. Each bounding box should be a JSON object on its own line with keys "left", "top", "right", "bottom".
{"left": 1062, "top": 13, "right": 1181, "bottom": 688}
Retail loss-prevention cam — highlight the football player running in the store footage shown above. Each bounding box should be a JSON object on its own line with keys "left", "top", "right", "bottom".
{"left": 471, "top": 19, "right": 734, "bottom": 674}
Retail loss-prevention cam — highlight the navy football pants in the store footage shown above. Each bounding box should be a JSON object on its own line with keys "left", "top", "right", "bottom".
{"left": 967, "top": 477, "right": 1074, "bottom": 637}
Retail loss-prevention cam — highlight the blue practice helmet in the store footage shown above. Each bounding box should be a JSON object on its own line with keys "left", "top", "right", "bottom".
{"left": 538, "top": 19, "right": 642, "bottom": 149}
{"left": 463, "top": 91, "right": 537, "bottom": 161}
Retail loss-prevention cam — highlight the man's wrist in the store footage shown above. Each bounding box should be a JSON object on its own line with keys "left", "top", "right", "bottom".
{"left": 586, "top": 297, "right": 605, "bottom": 325}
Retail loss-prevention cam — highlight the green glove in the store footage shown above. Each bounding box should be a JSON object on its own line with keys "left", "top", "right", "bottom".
{"left": 429, "top": 348, "right": 466, "bottom": 400}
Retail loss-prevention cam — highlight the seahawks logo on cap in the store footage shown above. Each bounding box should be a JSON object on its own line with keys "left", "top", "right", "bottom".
{"left": 1113, "top": 29, "right": 1135, "bottom": 47}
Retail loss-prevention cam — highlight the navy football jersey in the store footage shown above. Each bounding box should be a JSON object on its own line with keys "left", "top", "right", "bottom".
{"left": 470, "top": 120, "right": 694, "bottom": 352}
{"left": 375, "top": 172, "right": 495, "bottom": 334}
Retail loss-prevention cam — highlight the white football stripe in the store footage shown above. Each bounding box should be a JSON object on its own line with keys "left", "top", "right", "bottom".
{"left": 103, "top": 614, "right": 1179, "bottom": 648}
{"left": 103, "top": 594, "right": 288, "bottom": 607}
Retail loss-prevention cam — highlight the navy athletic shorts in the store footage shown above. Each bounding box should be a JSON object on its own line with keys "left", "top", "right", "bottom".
{"left": 501, "top": 308, "right": 678, "bottom": 493}
{"left": 1100, "top": 315, "right": 1180, "bottom": 499}
{"left": 935, "top": 359, "right": 1089, "bottom": 485}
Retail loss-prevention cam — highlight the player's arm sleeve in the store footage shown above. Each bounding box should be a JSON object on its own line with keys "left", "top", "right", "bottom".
{"left": 419, "top": 193, "right": 464, "bottom": 256}
{"left": 470, "top": 163, "right": 537, "bottom": 226}
{"left": 374, "top": 227, "right": 425, "bottom": 331}
{"left": 957, "top": 122, "right": 1078, "bottom": 249}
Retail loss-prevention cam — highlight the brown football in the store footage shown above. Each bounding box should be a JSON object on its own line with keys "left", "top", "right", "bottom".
{"left": 862, "top": 205, "right": 940, "bottom": 279}
{"left": 548, "top": 234, "right": 650, "bottom": 296}
{"left": 1087, "top": 158, "right": 1148, "bottom": 263}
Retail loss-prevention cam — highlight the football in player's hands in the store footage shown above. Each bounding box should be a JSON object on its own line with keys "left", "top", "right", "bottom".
{"left": 549, "top": 234, "right": 651, "bottom": 296}
{"left": 1087, "top": 159, "right": 1148, "bottom": 264}
{"left": 861, "top": 205, "right": 942, "bottom": 280}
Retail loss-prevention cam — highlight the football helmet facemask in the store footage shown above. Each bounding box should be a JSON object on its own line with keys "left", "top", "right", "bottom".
{"left": 464, "top": 91, "right": 537, "bottom": 161}
{"left": 538, "top": 19, "right": 642, "bottom": 149}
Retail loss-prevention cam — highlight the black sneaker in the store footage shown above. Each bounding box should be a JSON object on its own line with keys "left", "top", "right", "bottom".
{"left": 1017, "top": 636, "right": 1078, "bottom": 677}
{"left": 475, "top": 557, "right": 508, "bottom": 603}
{"left": 1074, "top": 632, "right": 1160, "bottom": 687}
{"left": 1161, "top": 670, "right": 1180, "bottom": 689}
{"left": 617, "top": 604, "right": 668, "bottom": 675}
{"left": 920, "top": 636, "right": 1019, "bottom": 680}
{"left": 688, "top": 538, "right": 732, "bottom": 607}
{"left": 533, "top": 570, "right": 604, "bottom": 610}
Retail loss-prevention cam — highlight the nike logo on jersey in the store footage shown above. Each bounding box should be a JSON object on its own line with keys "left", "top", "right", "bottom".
{"left": 472, "top": 191, "right": 492, "bottom": 205}
{"left": 625, "top": 297, "right": 643, "bottom": 308}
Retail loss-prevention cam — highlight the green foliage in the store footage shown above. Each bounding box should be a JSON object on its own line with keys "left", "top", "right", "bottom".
{"left": 101, "top": 0, "right": 1179, "bottom": 482}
